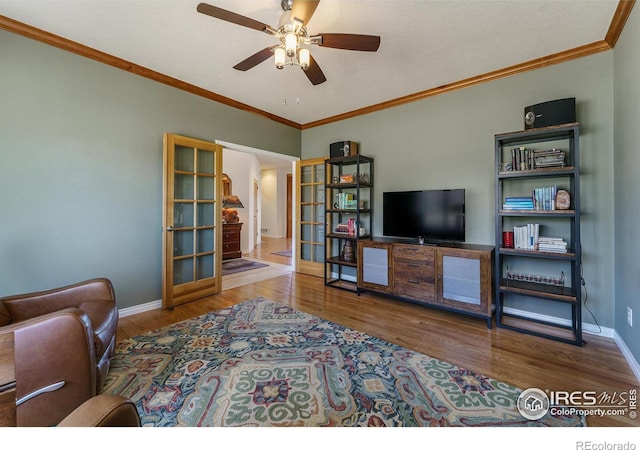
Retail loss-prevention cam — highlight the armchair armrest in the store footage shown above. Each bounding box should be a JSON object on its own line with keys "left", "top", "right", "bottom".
{"left": 1, "top": 278, "right": 115, "bottom": 323}
{"left": 4, "top": 309, "right": 97, "bottom": 426}
{"left": 58, "top": 395, "right": 140, "bottom": 427}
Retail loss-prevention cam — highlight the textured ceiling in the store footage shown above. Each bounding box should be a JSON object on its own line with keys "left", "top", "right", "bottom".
{"left": 0, "top": 0, "right": 621, "bottom": 127}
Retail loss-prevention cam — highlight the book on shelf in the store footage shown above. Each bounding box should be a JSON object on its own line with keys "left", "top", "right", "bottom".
{"left": 504, "top": 147, "right": 566, "bottom": 171}
{"left": 512, "top": 223, "right": 539, "bottom": 250}
{"left": 503, "top": 187, "right": 563, "bottom": 211}
{"left": 334, "top": 193, "right": 357, "bottom": 209}
{"left": 503, "top": 196, "right": 534, "bottom": 210}
{"left": 510, "top": 226, "right": 569, "bottom": 252}
{"left": 334, "top": 219, "right": 358, "bottom": 236}
{"left": 348, "top": 218, "right": 356, "bottom": 236}
{"left": 532, "top": 185, "right": 558, "bottom": 210}
{"left": 510, "top": 146, "right": 534, "bottom": 171}
{"left": 537, "top": 236, "right": 568, "bottom": 253}
{"left": 503, "top": 205, "right": 534, "bottom": 210}
{"left": 533, "top": 149, "right": 566, "bottom": 168}
{"left": 334, "top": 224, "right": 349, "bottom": 234}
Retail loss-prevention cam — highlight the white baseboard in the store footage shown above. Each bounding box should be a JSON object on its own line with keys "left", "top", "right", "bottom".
{"left": 504, "top": 307, "right": 640, "bottom": 383}
{"left": 613, "top": 331, "right": 640, "bottom": 383}
{"left": 118, "top": 299, "right": 162, "bottom": 318}
{"left": 502, "top": 306, "right": 615, "bottom": 338}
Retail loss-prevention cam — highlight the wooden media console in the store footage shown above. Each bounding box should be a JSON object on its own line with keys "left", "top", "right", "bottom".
{"left": 358, "top": 238, "right": 494, "bottom": 327}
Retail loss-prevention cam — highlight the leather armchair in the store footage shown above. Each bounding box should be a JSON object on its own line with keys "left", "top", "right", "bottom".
{"left": 58, "top": 395, "right": 140, "bottom": 427}
{"left": 0, "top": 278, "right": 119, "bottom": 426}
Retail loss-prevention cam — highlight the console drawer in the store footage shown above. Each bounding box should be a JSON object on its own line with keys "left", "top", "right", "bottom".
{"left": 393, "top": 245, "right": 436, "bottom": 301}
{"left": 393, "top": 244, "right": 435, "bottom": 262}
{"left": 393, "top": 245, "right": 435, "bottom": 276}
{"left": 394, "top": 277, "right": 436, "bottom": 301}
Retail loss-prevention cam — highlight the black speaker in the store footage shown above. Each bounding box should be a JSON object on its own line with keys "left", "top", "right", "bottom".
{"left": 330, "top": 141, "right": 358, "bottom": 158}
{"left": 524, "top": 98, "right": 576, "bottom": 129}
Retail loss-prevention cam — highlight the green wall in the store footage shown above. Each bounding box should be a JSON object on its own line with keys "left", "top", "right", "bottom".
{"left": 614, "top": 6, "right": 640, "bottom": 362}
{"left": 0, "top": 30, "right": 300, "bottom": 308}
{"left": 2, "top": 15, "right": 639, "bottom": 365}
{"left": 302, "top": 52, "right": 616, "bottom": 330}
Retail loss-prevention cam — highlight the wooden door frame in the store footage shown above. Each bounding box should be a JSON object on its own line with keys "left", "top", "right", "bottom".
{"left": 254, "top": 178, "right": 259, "bottom": 249}
{"left": 286, "top": 174, "right": 292, "bottom": 239}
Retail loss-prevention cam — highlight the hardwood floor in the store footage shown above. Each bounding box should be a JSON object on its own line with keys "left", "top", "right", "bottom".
{"left": 244, "top": 236, "right": 293, "bottom": 265}
{"left": 118, "top": 238, "right": 637, "bottom": 427}
{"left": 219, "top": 237, "right": 293, "bottom": 290}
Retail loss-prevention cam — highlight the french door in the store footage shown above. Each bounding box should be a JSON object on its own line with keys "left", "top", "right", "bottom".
{"left": 295, "top": 157, "right": 326, "bottom": 277}
{"left": 162, "top": 133, "right": 223, "bottom": 309}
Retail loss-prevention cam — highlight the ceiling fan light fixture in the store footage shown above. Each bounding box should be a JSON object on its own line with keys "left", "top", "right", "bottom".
{"left": 274, "top": 47, "right": 286, "bottom": 69}
{"left": 299, "top": 48, "right": 310, "bottom": 70}
{"left": 284, "top": 32, "right": 297, "bottom": 57}
{"left": 196, "top": 1, "right": 379, "bottom": 86}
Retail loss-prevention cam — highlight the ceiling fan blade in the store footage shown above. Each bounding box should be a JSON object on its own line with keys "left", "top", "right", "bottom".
{"left": 197, "top": 3, "right": 271, "bottom": 33}
{"left": 315, "top": 33, "right": 381, "bottom": 51}
{"left": 303, "top": 54, "right": 326, "bottom": 85}
{"left": 233, "top": 46, "right": 278, "bottom": 71}
{"left": 290, "top": 0, "right": 320, "bottom": 25}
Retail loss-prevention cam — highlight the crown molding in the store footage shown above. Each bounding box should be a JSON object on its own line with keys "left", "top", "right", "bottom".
{"left": 0, "top": 14, "right": 302, "bottom": 130}
{"left": 605, "top": 0, "right": 636, "bottom": 47}
{"left": 1, "top": 0, "right": 634, "bottom": 131}
{"left": 300, "top": 40, "right": 612, "bottom": 129}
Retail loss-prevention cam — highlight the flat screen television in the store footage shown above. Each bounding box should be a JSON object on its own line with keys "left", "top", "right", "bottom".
{"left": 383, "top": 189, "right": 465, "bottom": 243}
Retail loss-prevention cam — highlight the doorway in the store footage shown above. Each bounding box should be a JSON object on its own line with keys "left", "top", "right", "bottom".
{"left": 217, "top": 140, "right": 296, "bottom": 288}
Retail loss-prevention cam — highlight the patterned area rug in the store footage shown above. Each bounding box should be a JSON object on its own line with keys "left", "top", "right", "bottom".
{"left": 102, "top": 298, "right": 585, "bottom": 427}
{"left": 270, "top": 250, "right": 292, "bottom": 257}
{"left": 221, "top": 259, "right": 269, "bottom": 276}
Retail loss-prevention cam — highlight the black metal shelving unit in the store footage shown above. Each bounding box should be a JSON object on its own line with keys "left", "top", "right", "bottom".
{"left": 494, "top": 123, "right": 582, "bottom": 345}
{"left": 324, "top": 155, "right": 374, "bottom": 293}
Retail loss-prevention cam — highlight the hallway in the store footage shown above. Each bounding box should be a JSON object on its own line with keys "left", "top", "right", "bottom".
{"left": 221, "top": 237, "right": 293, "bottom": 290}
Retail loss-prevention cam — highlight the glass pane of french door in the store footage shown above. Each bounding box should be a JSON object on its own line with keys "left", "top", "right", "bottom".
{"left": 295, "top": 157, "right": 326, "bottom": 277}
{"left": 163, "top": 134, "right": 222, "bottom": 309}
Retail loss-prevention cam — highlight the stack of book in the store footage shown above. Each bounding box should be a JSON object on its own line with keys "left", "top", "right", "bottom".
{"left": 533, "top": 149, "right": 566, "bottom": 168}
{"left": 503, "top": 196, "right": 534, "bottom": 210}
{"left": 334, "top": 219, "right": 357, "bottom": 236}
{"left": 505, "top": 147, "right": 566, "bottom": 171}
{"left": 537, "top": 236, "right": 568, "bottom": 253}
{"left": 334, "top": 223, "right": 349, "bottom": 234}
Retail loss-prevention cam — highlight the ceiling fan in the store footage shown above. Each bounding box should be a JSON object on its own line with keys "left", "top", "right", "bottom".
{"left": 196, "top": 0, "right": 381, "bottom": 85}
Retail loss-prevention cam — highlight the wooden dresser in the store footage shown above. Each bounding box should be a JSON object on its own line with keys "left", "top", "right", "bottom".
{"left": 0, "top": 331, "right": 16, "bottom": 426}
{"left": 222, "top": 222, "right": 242, "bottom": 260}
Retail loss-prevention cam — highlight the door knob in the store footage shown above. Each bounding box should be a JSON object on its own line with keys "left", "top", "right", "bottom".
{"left": 166, "top": 226, "right": 175, "bottom": 232}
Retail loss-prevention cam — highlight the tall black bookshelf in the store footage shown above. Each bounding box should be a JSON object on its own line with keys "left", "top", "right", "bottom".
{"left": 494, "top": 123, "right": 582, "bottom": 345}
{"left": 324, "top": 155, "right": 374, "bottom": 292}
